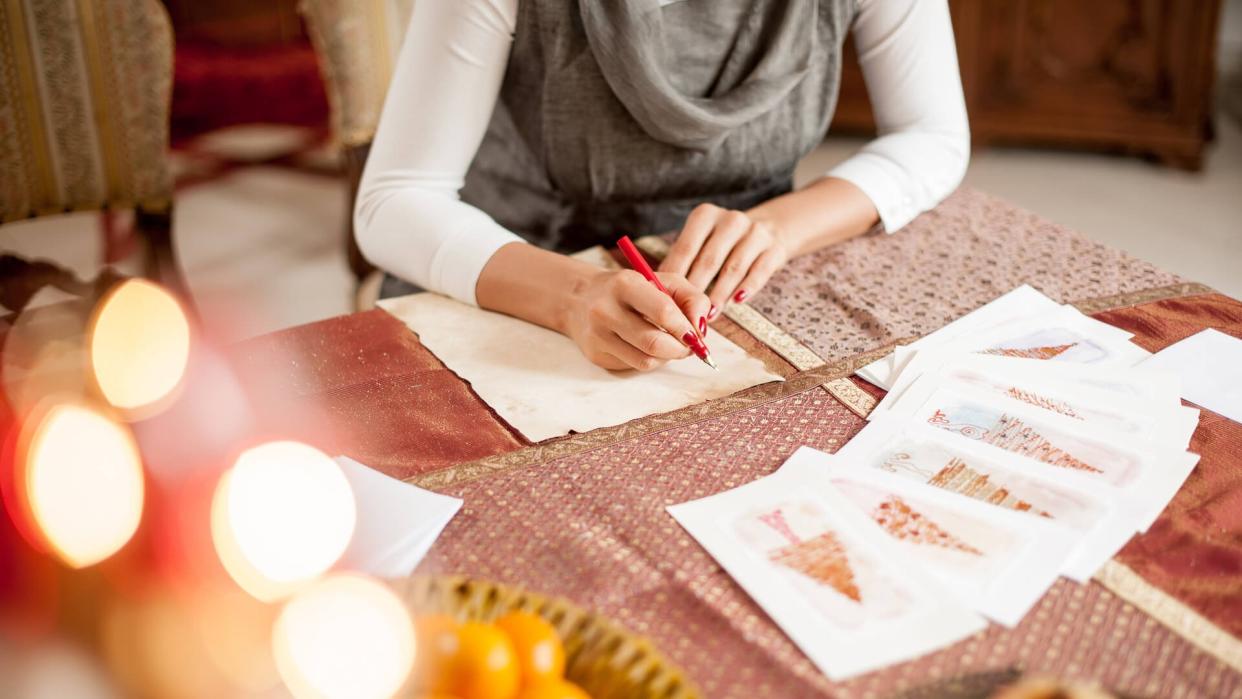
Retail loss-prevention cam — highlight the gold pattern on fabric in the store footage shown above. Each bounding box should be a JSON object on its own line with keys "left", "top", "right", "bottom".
{"left": 1071, "top": 283, "right": 1215, "bottom": 315}
{"left": 1095, "top": 560, "right": 1242, "bottom": 674}
{"left": 822, "top": 377, "right": 876, "bottom": 419}
{"left": 405, "top": 345, "right": 894, "bottom": 490}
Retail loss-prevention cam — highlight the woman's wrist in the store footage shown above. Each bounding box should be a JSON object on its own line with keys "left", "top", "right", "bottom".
{"left": 747, "top": 176, "right": 880, "bottom": 258}
{"left": 476, "top": 242, "right": 603, "bottom": 335}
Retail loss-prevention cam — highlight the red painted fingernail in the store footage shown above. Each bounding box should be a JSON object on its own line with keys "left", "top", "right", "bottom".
{"left": 708, "top": 304, "right": 719, "bottom": 320}
{"left": 733, "top": 288, "right": 749, "bottom": 303}
{"left": 698, "top": 316, "right": 707, "bottom": 337}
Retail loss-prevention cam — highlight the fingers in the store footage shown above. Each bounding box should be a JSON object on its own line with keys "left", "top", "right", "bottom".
{"left": 602, "top": 332, "right": 672, "bottom": 372}
{"left": 609, "top": 309, "right": 691, "bottom": 361}
{"left": 707, "top": 224, "right": 770, "bottom": 311}
{"left": 659, "top": 203, "right": 720, "bottom": 277}
{"left": 686, "top": 209, "right": 750, "bottom": 290}
{"left": 586, "top": 350, "right": 634, "bottom": 372}
{"left": 731, "top": 248, "right": 785, "bottom": 306}
{"left": 618, "top": 271, "right": 699, "bottom": 343}
{"left": 658, "top": 273, "right": 713, "bottom": 338}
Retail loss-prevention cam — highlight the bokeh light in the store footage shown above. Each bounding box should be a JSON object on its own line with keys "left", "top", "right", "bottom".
{"left": 211, "top": 441, "right": 355, "bottom": 601}
{"left": 272, "top": 574, "right": 415, "bottom": 699}
{"left": 89, "top": 279, "right": 190, "bottom": 411}
{"left": 24, "top": 403, "right": 144, "bottom": 568}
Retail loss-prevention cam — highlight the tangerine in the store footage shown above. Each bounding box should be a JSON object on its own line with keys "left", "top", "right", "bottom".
{"left": 494, "top": 611, "right": 566, "bottom": 685}
{"left": 516, "top": 678, "right": 591, "bottom": 699}
{"left": 455, "top": 621, "right": 521, "bottom": 699}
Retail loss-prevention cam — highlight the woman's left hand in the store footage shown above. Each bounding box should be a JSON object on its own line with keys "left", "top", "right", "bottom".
{"left": 657, "top": 203, "right": 790, "bottom": 320}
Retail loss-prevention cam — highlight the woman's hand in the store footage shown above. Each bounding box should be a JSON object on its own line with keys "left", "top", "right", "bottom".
{"left": 658, "top": 203, "right": 790, "bottom": 317}
{"left": 562, "top": 268, "right": 712, "bottom": 372}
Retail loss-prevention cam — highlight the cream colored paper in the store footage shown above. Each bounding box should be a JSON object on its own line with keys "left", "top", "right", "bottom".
{"left": 378, "top": 292, "right": 782, "bottom": 443}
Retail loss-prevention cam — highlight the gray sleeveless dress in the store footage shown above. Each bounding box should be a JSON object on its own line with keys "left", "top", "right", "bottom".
{"left": 380, "top": 0, "right": 857, "bottom": 298}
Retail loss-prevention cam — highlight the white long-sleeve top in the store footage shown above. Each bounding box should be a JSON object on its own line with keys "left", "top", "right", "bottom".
{"left": 356, "top": 0, "right": 970, "bottom": 306}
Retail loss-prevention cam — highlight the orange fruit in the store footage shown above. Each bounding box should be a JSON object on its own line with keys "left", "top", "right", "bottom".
{"left": 494, "top": 611, "right": 566, "bottom": 685}
{"left": 515, "top": 679, "right": 591, "bottom": 699}
{"left": 455, "top": 621, "right": 520, "bottom": 699}
{"left": 412, "top": 614, "right": 463, "bottom": 692}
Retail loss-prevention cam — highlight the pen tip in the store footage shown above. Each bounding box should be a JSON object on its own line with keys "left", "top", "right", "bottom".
{"left": 705, "top": 354, "right": 718, "bottom": 370}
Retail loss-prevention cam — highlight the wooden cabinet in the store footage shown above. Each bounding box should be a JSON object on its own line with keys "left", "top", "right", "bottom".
{"left": 831, "top": 0, "right": 1223, "bottom": 170}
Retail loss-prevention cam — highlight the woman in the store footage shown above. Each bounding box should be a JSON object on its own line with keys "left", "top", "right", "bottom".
{"left": 356, "top": 0, "right": 968, "bottom": 371}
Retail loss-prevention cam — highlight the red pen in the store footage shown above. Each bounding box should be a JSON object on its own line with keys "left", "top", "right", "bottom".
{"left": 616, "top": 236, "right": 718, "bottom": 370}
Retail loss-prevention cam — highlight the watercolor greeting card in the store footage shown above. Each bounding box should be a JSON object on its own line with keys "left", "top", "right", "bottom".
{"left": 668, "top": 465, "right": 984, "bottom": 681}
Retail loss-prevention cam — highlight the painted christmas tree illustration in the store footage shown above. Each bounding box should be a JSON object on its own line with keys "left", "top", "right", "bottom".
{"left": 759, "top": 509, "right": 862, "bottom": 602}
{"left": 1004, "top": 386, "right": 1083, "bottom": 419}
{"left": 981, "top": 414, "right": 1104, "bottom": 474}
{"left": 981, "top": 342, "right": 1077, "bottom": 359}
{"left": 769, "top": 532, "right": 862, "bottom": 602}
{"left": 869, "top": 496, "right": 982, "bottom": 555}
{"left": 928, "top": 457, "right": 1053, "bottom": 518}
{"left": 927, "top": 410, "right": 1104, "bottom": 474}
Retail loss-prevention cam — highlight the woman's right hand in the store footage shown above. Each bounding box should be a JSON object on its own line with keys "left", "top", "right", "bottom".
{"left": 562, "top": 268, "right": 712, "bottom": 372}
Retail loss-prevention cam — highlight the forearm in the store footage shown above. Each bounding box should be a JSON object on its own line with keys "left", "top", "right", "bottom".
{"left": 747, "top": 176, "right": 880, "bottom": 258}
{"left": 475, "top": 242, "right": 600, "bottom": 334}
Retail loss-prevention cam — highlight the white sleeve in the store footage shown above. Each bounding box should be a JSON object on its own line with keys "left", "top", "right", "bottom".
{"left": 826, "top": 0, "right": 970, "bottom": 233}
{"left": 354, "top": 0, "right": 523, "bottom": 305}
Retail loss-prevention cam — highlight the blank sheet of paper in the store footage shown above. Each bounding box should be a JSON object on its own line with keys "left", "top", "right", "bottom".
{"left": 1142, "top": 329, "right": 1242, "bottom": 424}
{"left": 378, "top": 293, "right": 783, "bottom": 442}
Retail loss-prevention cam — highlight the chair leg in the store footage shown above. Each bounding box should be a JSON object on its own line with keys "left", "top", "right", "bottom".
{"left": 0, "top": 255, "right": 92, "bottom": 313}
{"left": 135, "top": 205, "right": 197, "bottom": 315}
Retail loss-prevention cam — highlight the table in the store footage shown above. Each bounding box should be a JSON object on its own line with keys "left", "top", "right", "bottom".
{"left": 229, "top": 188, "right": 1242, "bottom": 698}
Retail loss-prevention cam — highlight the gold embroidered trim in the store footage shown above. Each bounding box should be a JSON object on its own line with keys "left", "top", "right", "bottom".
{"left": 823, "top": 377, "right": 877, "bottom": 419}
{"left": 724, "top": 302, "right": 825, "bottom": 371}
{"left": 405, "top": 345, "right": 893, "bottom": 490}
{"left": 1095, "top": 560, "right": 1242, "bottom": 673}
{"left": 1071, "top": 282, "right": 1215, "bottom": 315}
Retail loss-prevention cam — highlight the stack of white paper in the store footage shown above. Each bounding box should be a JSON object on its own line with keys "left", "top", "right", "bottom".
{"left": 669, "top": 287, "right": 1203, "bottom": 682}
{"left": 860, "top": 287, "right": 1199, "bottom": 546}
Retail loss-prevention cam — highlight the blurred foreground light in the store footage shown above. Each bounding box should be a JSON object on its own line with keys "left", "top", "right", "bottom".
{"left": 272, "top": 574, "right": 415, "bottom": 699}
{"left": 90, "top": 279, "right": 190, "bottom": 412}
{"left": 25, "top": 403, "right": 144, "bottom": 568}
{"left": 211, "top": 441, "right": 355, "bottom": 601}
{"left": 1, "top": 640, "right": 120, "bottom": 699}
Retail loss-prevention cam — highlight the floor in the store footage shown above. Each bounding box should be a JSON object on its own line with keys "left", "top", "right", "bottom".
{"left": 3, "top": 116, "right": 1241, "bottom": 344}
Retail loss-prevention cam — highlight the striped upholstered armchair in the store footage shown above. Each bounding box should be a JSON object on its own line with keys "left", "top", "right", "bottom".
{"left": 0, "top": 0, "right": 186, "bottom": 310}
{"left": 299, "top": 0, "right": 414, "bottom": 282}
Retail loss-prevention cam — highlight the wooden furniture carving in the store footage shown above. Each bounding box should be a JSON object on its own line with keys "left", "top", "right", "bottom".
{"left": 831, "top": 0, "right": 1223, "bottom": 170}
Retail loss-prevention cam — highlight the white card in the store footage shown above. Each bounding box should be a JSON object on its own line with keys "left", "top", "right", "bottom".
{"left": 833, "top": 417, "right": 1136, "bottom": 581}
{"left": 857, "top": 285, "right": 1064, "bottom": 389}
{"left": 333, "top": 456, "right": 462, "bottom": 578}
{"left": 874, "top": 307, "right": 1152, "bottom": 419}
{"left": 1142, "top": 329, "right": 1242, "bottom": 424}
{"left": 668, "top": 465, "right": 984, "bottom": 681}
{"left": 873, "top": 351, "right": 1183, "bottom": 421}
{"left": 890, "top": 385, "right": 1198, "bottom": 534}
{"left": 888, "top": 371, "right": 1199, "bottom": 450}
{"left": 778, "top": 448, "right": 1077, "bottom": 627}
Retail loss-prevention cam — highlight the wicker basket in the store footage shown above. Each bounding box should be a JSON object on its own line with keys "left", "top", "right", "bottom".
{"left": 391, "top": 576, "right": 700, "bottom": 699}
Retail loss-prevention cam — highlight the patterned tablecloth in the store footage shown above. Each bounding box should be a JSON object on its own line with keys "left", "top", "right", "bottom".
{"left": 230, "top": 188, "right": 1242, "bottom": 698}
